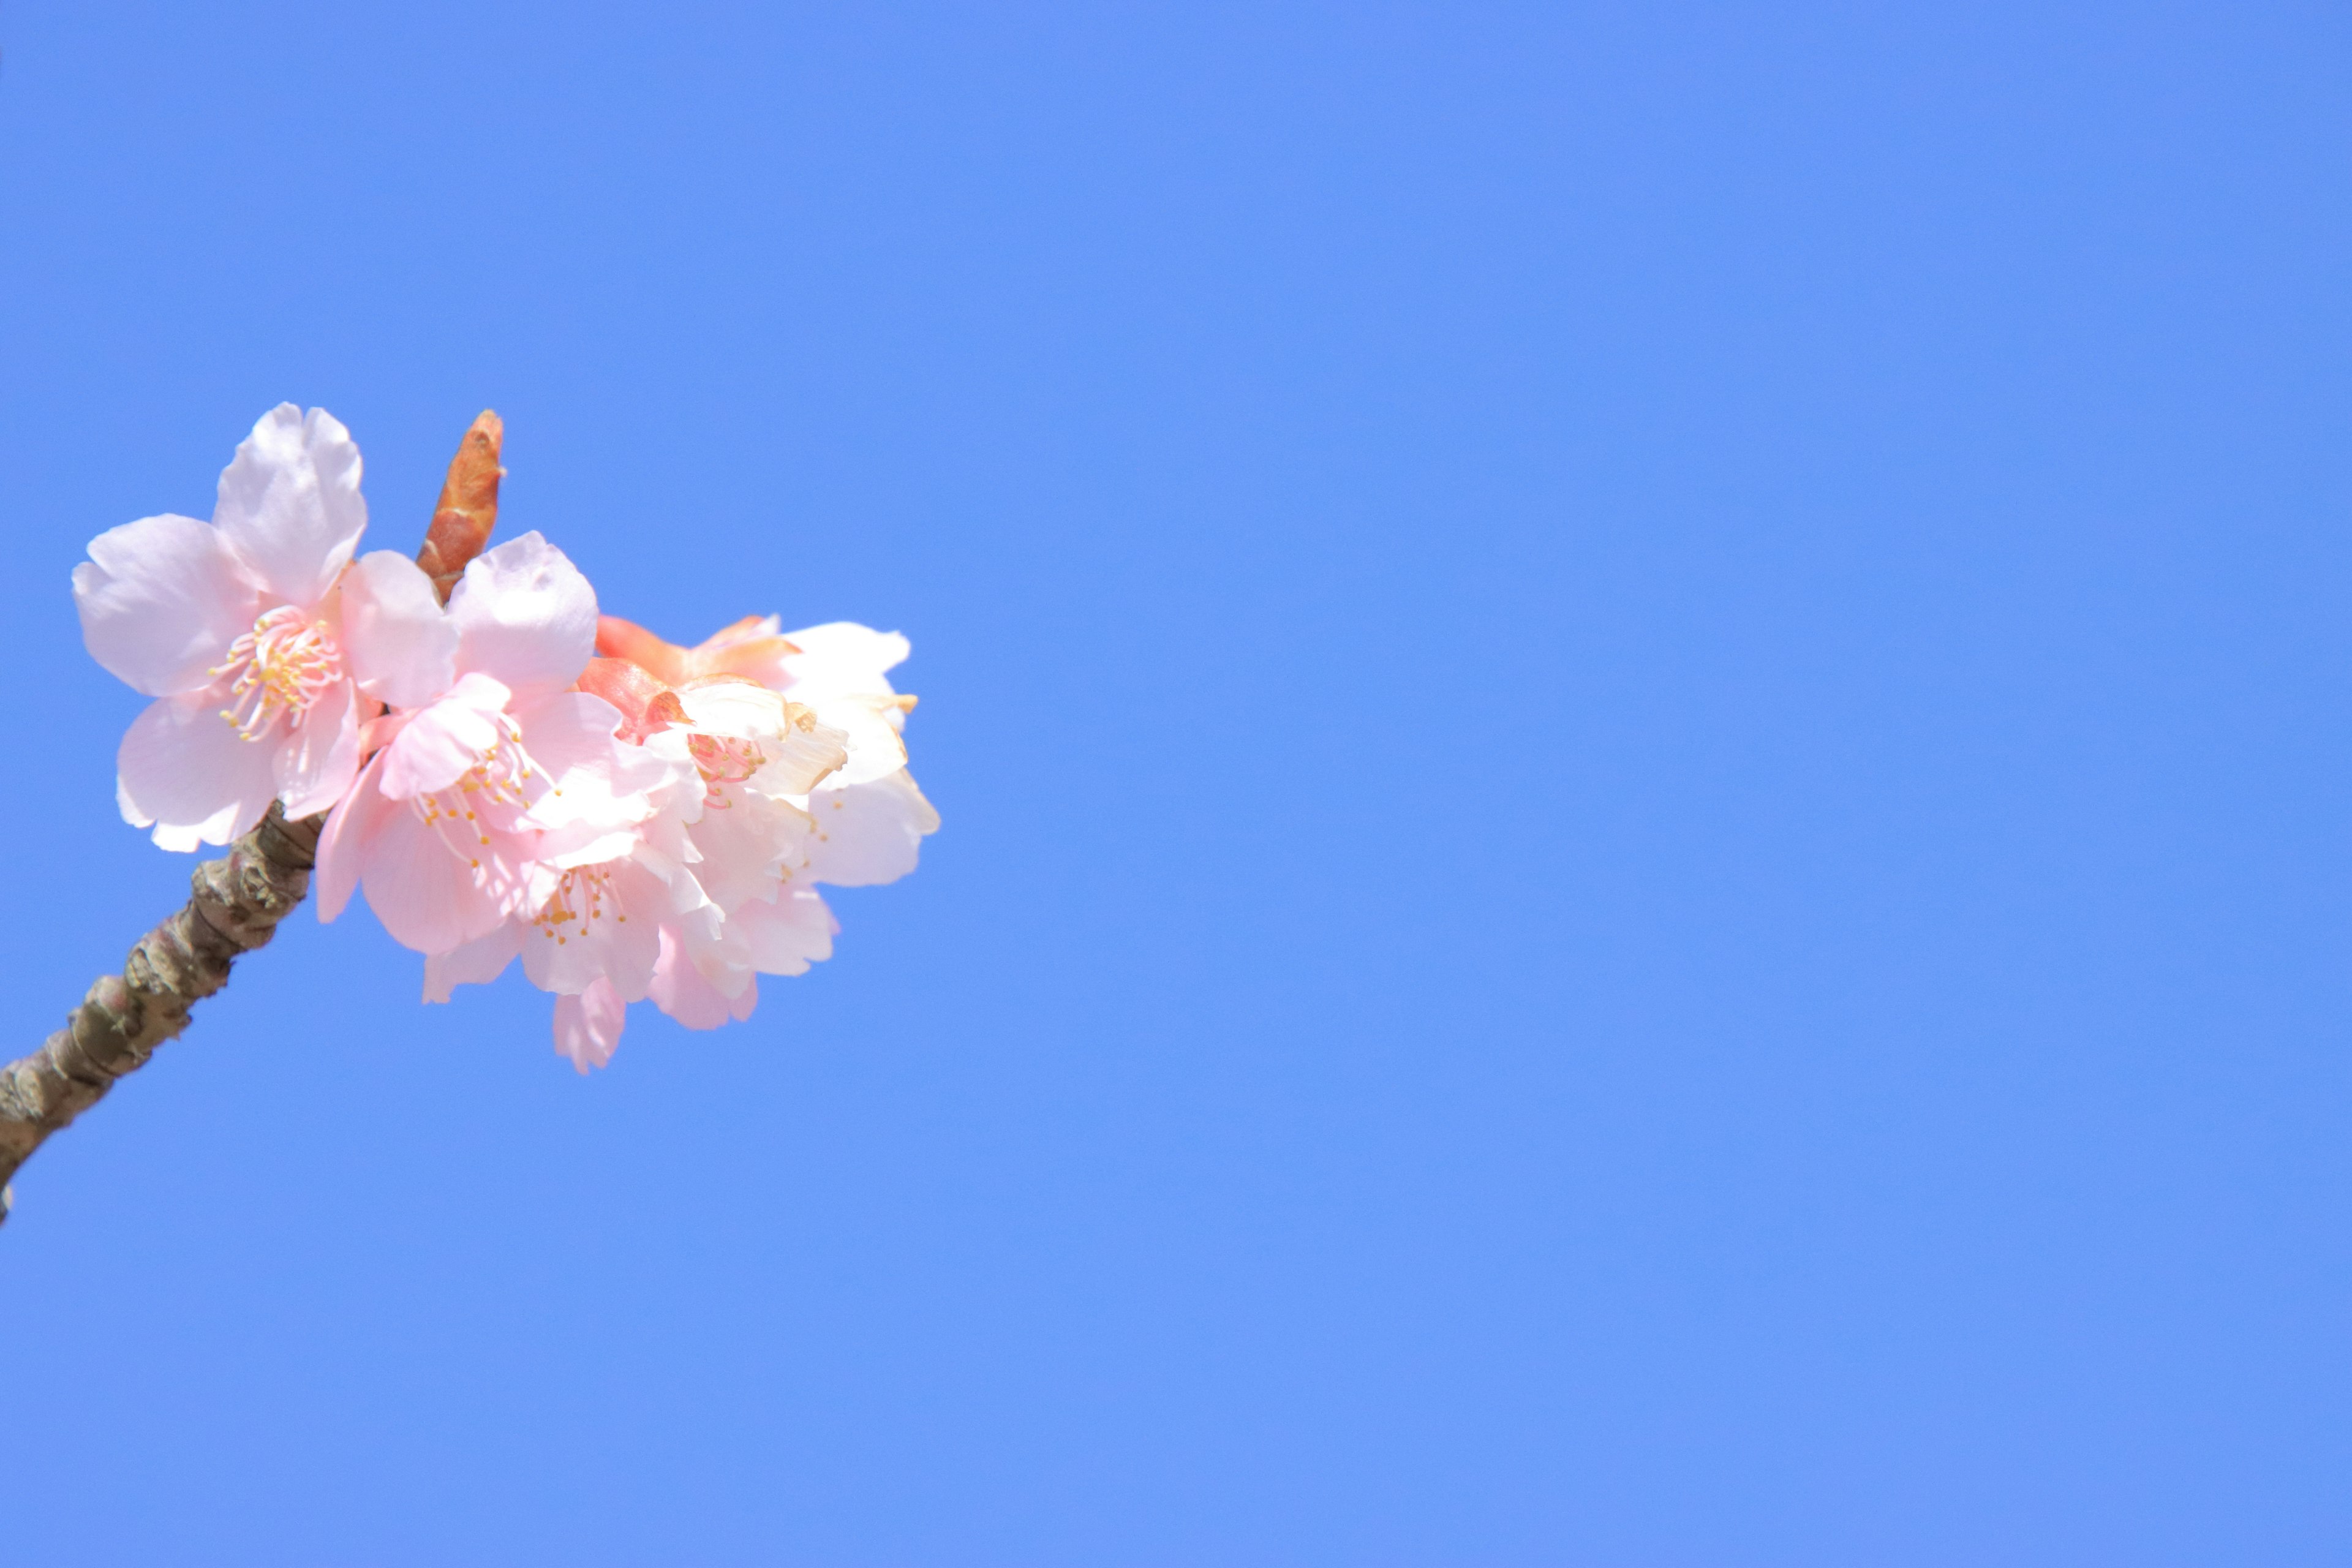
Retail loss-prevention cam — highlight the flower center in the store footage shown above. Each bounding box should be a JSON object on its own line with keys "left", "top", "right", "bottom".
{"left": 212, "top": 605, "right": 344, "bottom": 741}
{"left": 412, "top": 716, "right": 557, "bottom": 867}
{"left": 533, "top": 865, "right": 626, "bottom": 946}
{"left": 688, "top": 733, "right": 766, "bottom": 806}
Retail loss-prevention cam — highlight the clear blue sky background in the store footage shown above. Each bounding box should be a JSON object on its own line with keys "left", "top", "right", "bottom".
{"left": 2, "top": 3, "right": 2344, "bottom": 1561}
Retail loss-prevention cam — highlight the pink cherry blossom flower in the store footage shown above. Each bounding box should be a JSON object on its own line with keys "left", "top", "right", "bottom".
{"left": 425, "top": 666, "right": 853, "bottom": 1070}
{"left": 315, "top": 533, "right": 673, "bottom": 956}
{"left": 72, "top": 404, "right": 456, "bottom": 848}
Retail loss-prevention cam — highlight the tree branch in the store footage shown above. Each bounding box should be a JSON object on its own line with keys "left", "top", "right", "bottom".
{"left": 0, "top": 410, "right": 503, "bottom": 1226}
{"left": 0, "top": 809, "right": 322, "bottom": 1219}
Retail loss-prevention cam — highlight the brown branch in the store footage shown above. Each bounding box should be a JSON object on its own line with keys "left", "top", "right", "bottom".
{"left": 0, "top": 411, "right": 503, "bottom": 1226}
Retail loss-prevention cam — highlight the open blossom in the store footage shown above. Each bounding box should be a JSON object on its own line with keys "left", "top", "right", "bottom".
{"left": 538, "top": 614, "right": 943, "bottom": 1059}
{"left": 431, "top": 665, "right": 855, "bottom": 1069}
{"left": 76, "top": 402, "right": 939, "bottom": 1077}
{"left": 314, "top": 533, "right": 672, "bottom": 956}
{"left": 72, "top": 404, "right": 455, "bottom": 848}
{"left": 597, "top": 614, "right": 940, "bottom": 890}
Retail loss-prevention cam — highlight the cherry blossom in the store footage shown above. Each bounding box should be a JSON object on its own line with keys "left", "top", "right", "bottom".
{"left": 74, "top": 404, "right": 455, "bottom": 848}
{"left": 597, "top": 614, "right": 940, "bottom": 891}
{"left": 424, "top": 663, "right": 856, "bottom": 1069}
{"left": 314, "top": 534, "right": 671, "bottom": 956}
{"left": 73, "top": 405, "right": 937, "bottom": 1075}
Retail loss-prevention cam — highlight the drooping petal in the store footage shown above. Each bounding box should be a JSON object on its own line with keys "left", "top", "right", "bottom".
{"left": 360, "top": 802, "right": 512, "bottom": 954}
{"left": 729, "top": 886, "right": 837, "bottom": 977}
{"left": 341, "top": 551, "right": 458, "bottom": 706}
{"left": 117, "top": 693, "right": 282, "bottom": 851}
{"left": 74, "top": 514, "right": 262, "bottom": 696}
{"left": 212, "top": 404, "right": 368, "bottom": 608}
{"left": 801, "top": 770, "right": 941, "bottom": 888}
{"left": 448, "top": 532, "right": 598, "bottom": 698}
{"left": 272, "top": 677, "right": 363, "bottom": 820}
{"left": 690, "top": 785, "right": 810, "bottom": 911}
{"left": 553, "top": 978, "right": 627, "bottom": 1073}
{"left": 649, "top": 924, "right": 741, "bottom": 1028}
{"left": 315, "top": 751, "right": 393, "bottom": 922}
{"left": 424, "top": 922, "right": 522, "bottom": 1001}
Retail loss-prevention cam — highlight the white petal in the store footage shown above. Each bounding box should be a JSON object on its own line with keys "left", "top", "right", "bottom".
{"left": 341, "top": 551, "right": 458, "bottom": 706}
{"left": 687, "top": 786, "right": 811, "bottom": 911}
{"left": 424, "top": 922, "right": 522, "bottom": 1001}
{"left": 777, "top": 622, "right": 911, "bottom": 700}
{"left": 75, "top": 514, "right": 262, "bottom": 696}
{"left": 673, "top": 680, "right": 788, "bottom": 740}
{"left": 799, "top": 695, "right": 907, "bottom": 786}
{"left": 448, "top": 532, "right": 598, "bottom": 698}
{"left": 117, "top": 693, "right": 281, "bottom": 850}
{"left": 801, "top": 770, "right": 941, "bottom": 888}
{"left": 273, "top": 679, "right": 363, "bottom": 820}
{"left": 212, "top": 405, "right": 368, "bottom": 607}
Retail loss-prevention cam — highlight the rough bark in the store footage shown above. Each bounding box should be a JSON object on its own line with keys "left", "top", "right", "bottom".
{"left": 0, "top": 410, "right": 503, "bottom": 1226}
{"left": 0, "top": 809, "right": 322, "bottom": 1218}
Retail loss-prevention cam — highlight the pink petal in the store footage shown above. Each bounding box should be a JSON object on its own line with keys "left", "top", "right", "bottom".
{"left": 730, "top": 886, "right": 837, "bottom": 977}
{"left": 315, "top": 751, "right": 392, "bottom": 922}
{"left": 212, "top": 405, "right": 368, "bottom": 608}
{"left": 361, "top": 804, "right": 511, "bottom": 955}
{"left": 423, "top": 922, "right": 521, "bottom": 1002}
{"left": 341, "top": 551, "right": 458, "bottom": 706}
{"left": 552, "top": 978, "right": 627, "bottom": 1073}
{"left": 273, "top": 678, "right": 363, "bottom": 821}
{"left": 516, "top": 856, "right": 662, "bottom": 1003}
{"left": 648, "top": 924, "right": 736, "bottom": 1030}
{"left": 117, "top": 693, "right": 281, "bottom": 851}
{"left": 379, "top": 695, "right": 501, "bottom": 799}
{"left": 505, "top": 690, "right": 625, "bottom": 777}
{"left": 448, "top": 532, "right": 598, "bottom": 699}
{"left": 74, "top": 514, "right": 262, "bottom": 696}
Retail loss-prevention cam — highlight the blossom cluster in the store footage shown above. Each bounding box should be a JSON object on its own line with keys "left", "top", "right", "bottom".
{"left": 72, "top": 405, "right": 937, "bottom": 1070}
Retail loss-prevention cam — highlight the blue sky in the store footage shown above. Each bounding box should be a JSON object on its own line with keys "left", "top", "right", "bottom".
{"left": 2, "top": 2, "right": 2345, "bottom": 1561}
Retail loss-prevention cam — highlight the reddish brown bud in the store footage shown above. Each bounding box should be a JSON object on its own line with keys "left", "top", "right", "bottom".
{"left": 416, "top": 411, "right": 505, "bottom": 605}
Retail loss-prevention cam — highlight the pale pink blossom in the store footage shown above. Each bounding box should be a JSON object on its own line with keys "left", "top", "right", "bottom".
{"left": 597, "top": 614, "right": 940, "bottom": 891}
{"left": 423, "top": 666, "right": 853, "bottom": 1069}
{"left": 73, "top": 405, "right": 455, "bottom": 848}
{"left": 315, "top": 534, "right": 673, "bottom": 956}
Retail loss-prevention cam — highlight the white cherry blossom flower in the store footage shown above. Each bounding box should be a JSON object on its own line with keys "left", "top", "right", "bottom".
{"left": 597, "top": 613, "right": 940, "bottom": 891}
